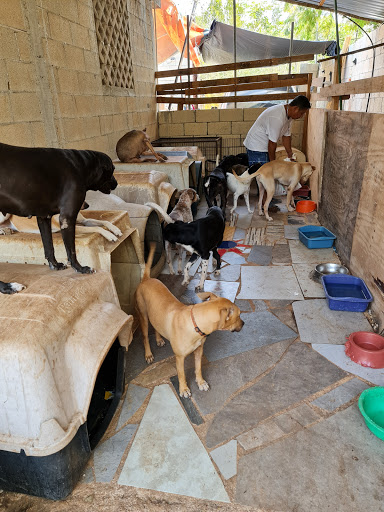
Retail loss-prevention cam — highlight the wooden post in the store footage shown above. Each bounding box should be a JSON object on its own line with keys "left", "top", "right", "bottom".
{"left": 302, "top": 73, "right": 312, "bottom": 155}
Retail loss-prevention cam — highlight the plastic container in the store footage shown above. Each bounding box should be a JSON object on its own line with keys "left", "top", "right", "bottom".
{"left": 296, "top": 200, "right": 316, "bottom": 213}
{"left": 298, "top": 225, "right": 336, "bottom": 249}
{"left": 321, "top": 274, "right": 373, "bottom": 312}
{"left": 358, "top": 387, "right": 384, "bottom": 440}
{"left": 345, "top": 332, "right": 384, "bottom": 368}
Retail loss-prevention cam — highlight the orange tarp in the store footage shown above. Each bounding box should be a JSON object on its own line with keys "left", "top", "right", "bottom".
{"left": 155, "top": 0, "right": 204, "bottom": 66}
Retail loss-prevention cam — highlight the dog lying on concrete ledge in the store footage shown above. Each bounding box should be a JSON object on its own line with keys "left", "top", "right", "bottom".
{"left": 116, "top": 128, "right": 168, "bottom": 163}
{"left": 135, "top": 243, "right": 244, "bottom": 398}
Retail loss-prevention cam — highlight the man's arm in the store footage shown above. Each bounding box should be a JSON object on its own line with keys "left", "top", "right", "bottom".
{"left": 268, "top": 140, "right": 277, "bottom": 161}
{"left": 282, "top": 135, "right": 293, "bottom": 159}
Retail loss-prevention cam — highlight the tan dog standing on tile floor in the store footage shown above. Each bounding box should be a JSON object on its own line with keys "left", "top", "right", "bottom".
{"left": 135, "top": 244, "right": 244, "bottom": 398}
{"left": 146, "top": 188, "right": 199, "bottom": 274}
{"left": 233, "top": 160, "right": 315, "bottom": 221}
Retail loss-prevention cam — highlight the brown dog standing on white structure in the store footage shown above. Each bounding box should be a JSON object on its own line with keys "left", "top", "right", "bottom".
{"left": 135, "top": 244, "right": 244, "bottom": 398}
{"left": 233, "top": 160, "right": 315, "bottom": 221}
{"left": 116, "top": 128, "right": 168, "bottom": 163}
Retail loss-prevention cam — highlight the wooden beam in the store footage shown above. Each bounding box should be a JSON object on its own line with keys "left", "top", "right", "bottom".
{"left": 155, "top": 54, "right": 315, "bottom": 79}
{"left": 319, "top": 75, "right": 384, "bottom": 97}
{"left": 158, "top": 76, "right": 309, "bottom": 97}
{"left": 156, "top": 73, "right": 279, "bottom": 92}
{"left": 318, "top": 41, "right": 384, "bottom": 62}
{"left": 311, "top": 92, "right": 350, "bottom": 102}
{"left": 319, "top": 0, "right": 326, "bottom": 5}
{"left": 157, "top": 92, "right": 298, "bottom": 105}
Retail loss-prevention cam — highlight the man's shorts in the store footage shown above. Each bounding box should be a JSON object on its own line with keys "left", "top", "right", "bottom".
{"left": 246, "top": 149, "right": 269, "bottom": 166}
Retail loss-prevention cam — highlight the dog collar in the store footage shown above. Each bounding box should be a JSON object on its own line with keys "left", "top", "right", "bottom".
{"left": 190, "top": 307, "right": 207, "bottom": 337}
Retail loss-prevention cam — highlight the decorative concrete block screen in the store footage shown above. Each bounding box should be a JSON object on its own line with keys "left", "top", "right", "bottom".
{"left": 93, "top": 0, "right": 134, "bottom": 89}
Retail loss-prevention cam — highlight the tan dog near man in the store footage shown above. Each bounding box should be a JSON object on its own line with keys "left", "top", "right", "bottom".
{"left": 116, "top": 128, "right": 168, "bottom": 163}
{"left": 233, "top": 160, "right": 315, "bottom": 221}
{"left": 135, "top": 244, "right": 244, "bottom": 398}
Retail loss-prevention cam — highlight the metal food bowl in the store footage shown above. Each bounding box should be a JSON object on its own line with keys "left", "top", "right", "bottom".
{"left": 314, "top": 263, "right": 349, "bottom": 279}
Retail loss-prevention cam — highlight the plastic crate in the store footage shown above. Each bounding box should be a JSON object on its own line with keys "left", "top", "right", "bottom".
{"left": 321, "top": 274, "right": 373, "bottom": 312}
{"left": 298, "top": 225, "right": 336, "bottom": 249}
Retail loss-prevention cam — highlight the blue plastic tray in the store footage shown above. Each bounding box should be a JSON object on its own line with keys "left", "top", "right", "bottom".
{"left": 321, "top": 274, "right": 373, "bottom": 312}
{"left": 298, "top": 225, "right": 336, "bottom": 249}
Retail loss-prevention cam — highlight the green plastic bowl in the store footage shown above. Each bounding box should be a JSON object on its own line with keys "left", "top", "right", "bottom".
{"left": 358, "top": 387, "right": 384, "bottom": 440}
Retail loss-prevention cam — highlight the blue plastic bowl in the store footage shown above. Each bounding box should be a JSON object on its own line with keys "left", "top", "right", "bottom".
{"left": 321, "top": 274, "right": 373, "bottom": 312}
{"left": 298, "top": 225, "right": 336, "bottom": 249}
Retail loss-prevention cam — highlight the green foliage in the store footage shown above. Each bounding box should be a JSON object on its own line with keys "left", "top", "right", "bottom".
{"left": 195, "top": 0, "right": 379, "bottom": 47}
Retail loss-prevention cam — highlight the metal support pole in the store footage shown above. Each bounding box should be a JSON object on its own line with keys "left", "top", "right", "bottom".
{"left": 334, "top": 0, "right": 343, "bottom": 110}
{"left": 233, "top": 0, "right": 237, "bottom": 108}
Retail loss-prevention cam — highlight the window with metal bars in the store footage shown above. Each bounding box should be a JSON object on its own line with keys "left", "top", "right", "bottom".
{"left": 92, "top": 0, "right": 134, "bottom": 90}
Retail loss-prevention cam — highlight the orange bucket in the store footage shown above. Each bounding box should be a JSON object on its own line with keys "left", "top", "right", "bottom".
{"left": 296, "top": 200, "right": 316, "bottom": 213}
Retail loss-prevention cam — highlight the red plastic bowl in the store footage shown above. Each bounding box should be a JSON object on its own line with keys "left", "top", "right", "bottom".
{"left": 296, "top": 200, "right": 316, "bottom": 213}
{"left": 345, "top": 331, "right": 384, "bottom": 368}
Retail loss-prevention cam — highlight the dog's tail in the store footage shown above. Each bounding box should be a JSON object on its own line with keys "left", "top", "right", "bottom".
{"left": 145, "top": 202, "right": 174, "bottom": 224}
{"left": 142, "top": 242, "right": 156, "bottom": 281}
{"left": 231, "top": 167, "right": 261, "bottom": 184}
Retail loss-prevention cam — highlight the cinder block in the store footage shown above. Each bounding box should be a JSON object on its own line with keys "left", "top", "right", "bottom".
{"left": 185, "top": 122, "right": 207, "bottom": 136}
{"left": 57, "top": 68, "right": 80, "bottom": 94}
{"left": 220, "top": 109, "right": 243, "bottom": 122}
{"left": 30, "top": 121, "right": 48, "bottom": 147}
{"left": 84, "top": 50, "right": 100, "bottom": 74}
{"left": 48, "top": 13, "right": 72, "bottom": 45}
{"left": 15, "top": 32, "right": 32, "bottom": 62}
{"left": 62, "top": 116, "right": 85, "bottom": 142}
{"left": 113, "top": 113, "right": 128, "bottom": 133}
{"left": 230, "top": 121, "right": 252, "bottom": 136}
{"left": 83, "top": 116, "right": 101, "bottom": 138}
{"left": 0, "top": 95, "right": 13, "bottom": 123}
{"left": 64, "top": 45, "right": 86, "bottom": 71}
{"left": 7, "top": 61, "right": 37, "bottom": 92}
{"left": 77, "top": 71, "right": 101, "bottom": 95}
{"left": 70, "top": 23, "right": 92, "bottom": 51}
{"left": 0, "top": 122, "right": 33, "bottom": 146}
{"left": 10, "top": 92, "right": 42, "bottom": 122}
{"left": 44, "top": 39, "right": 66, "bottom": 68}
{"left": 0, "top": 27, "right": 22, "bottom": 59}
{"left": 57, "top": 94, "right": 77, "bottom": 117}
{"left": 243, "top": 108, "right": 265, "bottom": 121}
{"left": 0, "top": 61, "right": 10, "bottom": 92}
{"left": 100, "top": 114, "right": 115, "bottom": 135}
{"left": 0, "top": 0, "right": 26, "bottom": 30}
{"left": 158, "top": 110, "right": 172, "bottom": 124}
{"left": 77, "top": 2, "right": 94, "bottom": 28}
{"left": 208, "top": 121, "right": 231, "bottom": 135}
{"left": 171, "top": 110, "right": 195, "bottom": 124}
{"left": 159, "top": 122, "right": 184, "bottom": 137}
{"left": 196, "top": 109, "right": 220, "bottom": 122}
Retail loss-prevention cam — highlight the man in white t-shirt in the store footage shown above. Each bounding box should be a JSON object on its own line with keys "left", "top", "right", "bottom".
{"left": 243, "top": 95, "right": 311, "bottom": 167}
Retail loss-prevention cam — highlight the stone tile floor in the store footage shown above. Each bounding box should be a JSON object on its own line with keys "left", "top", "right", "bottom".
{"left": 3, "top": 195, "right": 384, "bottom": 512}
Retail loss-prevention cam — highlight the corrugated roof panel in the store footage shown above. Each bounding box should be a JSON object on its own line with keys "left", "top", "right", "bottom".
{"left": 279, "top": 0, "right": 384, "bottom": 22}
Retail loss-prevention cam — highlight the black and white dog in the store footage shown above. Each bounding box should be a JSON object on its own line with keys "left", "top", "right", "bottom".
{"left": 204, "top": 154, "right": 249, "bottom": 215}
{"left": 162, "top": 206, "right": 225, "bottom": 292}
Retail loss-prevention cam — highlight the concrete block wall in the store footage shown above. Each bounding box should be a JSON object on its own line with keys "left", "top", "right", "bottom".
{"left": 158, "top": 108, "right": 304, "bottom": 157}
{"left": 0, "top": 0, "right": 157, "bottom": 158}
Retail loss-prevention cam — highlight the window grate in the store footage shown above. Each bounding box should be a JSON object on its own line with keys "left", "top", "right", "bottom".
{"left": 93, "top": 0, "right": 134, "bottom": 90}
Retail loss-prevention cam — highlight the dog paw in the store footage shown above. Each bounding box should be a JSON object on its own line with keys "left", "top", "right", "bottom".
{"left": 49, "top": 262, "right": 67, "bottom": 271}
{"left": 145, "top": 353, "right": 154, "bottom": 364}
{"left": 156, "top": 337, "right": 165, "bottom": 347}
{"left": 197, "top": 380, "right": 209, "bottom": 392}
{"left": 195, "top": 285, "right": 204, "bottom": 293}
{"left": 182, "top": 279, "right": 190, "bottom": 286}
{"left": 168, "top": 267, "right": 175, "bottom": 275}
{"left": 288, "top": 205, "right": 295, "bottom": 212}
{"left": 179, "top": 387, "right": 191, "bottom": 398}
{"left": 266, "top": 216, "right": 273, "bottom": 221}
{"left": 110, "top": 227, "right": 123, "bottom": 237}
{"left": 214, "top": 270, "right": 220, "bottom": 276}
{"left": 75, "top": 265, "right": 95, "bottom": 274}
{"left": 105, "top": 233, "right": 118, "bottom": 242}
{"left": 258, "top": 211, "right": 264, "bottom": 216}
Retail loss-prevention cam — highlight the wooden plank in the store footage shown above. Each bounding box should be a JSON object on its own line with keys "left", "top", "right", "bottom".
{"left": 350, "top": 114, "right": 384, "bottom": 327}
{"left": 158, "top": 77, "right": 309, "bottom": 96}
{"left": 156, "top": 92, "right": 298, "bottom": 105}
{"left": 155, "top": 54, "right": 315, "bottom": 79}
{"left": 318, "top": 41, "right": 384, "bottom": 63}
{"left": 156, "top": 73, "right": 309, "bottom": 92}
{"left": 311, "top": 93, "right": 350, "bottom": 102}
{"left": 302, "top": 73, "right": 312, "bottom": 154}
{"left": 311, "top": 76, "right": 325, "bottom": 88}
{"left": 319, "top": 75, "right": 384, "bottom": 97}
{"left": 306, "top": 108, "right": 327, "bottom": 205}
{"left": 318, "top": 111, "right": 374, "bottom": 266}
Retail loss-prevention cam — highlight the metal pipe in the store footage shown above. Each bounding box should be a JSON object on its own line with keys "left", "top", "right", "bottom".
{"left": 334, "top": 0, "right": 343, "bottom": 110}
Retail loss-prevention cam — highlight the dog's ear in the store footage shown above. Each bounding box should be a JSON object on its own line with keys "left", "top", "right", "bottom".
{"left": 196, "top": 292, "right": 218, "bottom": 301}
{"left": 218, "top": 306, "right": 235, "bottom": 329}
